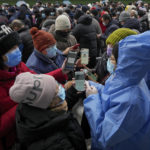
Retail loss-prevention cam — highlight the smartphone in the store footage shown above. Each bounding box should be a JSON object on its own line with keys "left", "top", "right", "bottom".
{"left": 65, "top": 51, "right": 77, "bottom": 71}
{"left": 83, "top": 69, "right": 97, "bottom": 82}
{"left": 72, "top": 44, "right": 80, "bottom": 50}
{"left": 87, "top": 71, "right": 97, "bottom": 82}
{"left": 81, "top": 48, "right": 89, "bottom": 65}
{"left": 75, "top": 71, "right": 85, "bottom": 91}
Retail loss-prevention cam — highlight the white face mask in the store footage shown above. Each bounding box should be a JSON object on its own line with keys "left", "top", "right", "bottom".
{"left": 102, "top": 22, "right": 107, "bottom": 26}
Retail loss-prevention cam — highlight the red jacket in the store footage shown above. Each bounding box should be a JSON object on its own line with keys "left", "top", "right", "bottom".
{"left": 99, "top": 11, "right": 107, "bottom": 33}
{"left": 100, "top": 21, "right": 106, "bottom": 34}
{"left": 0, "top": 62, "right": 67, "bottom": 150}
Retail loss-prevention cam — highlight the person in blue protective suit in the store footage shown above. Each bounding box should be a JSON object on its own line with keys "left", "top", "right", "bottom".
{"left": 84, "top": 31, "right": 150, "bottom": 150}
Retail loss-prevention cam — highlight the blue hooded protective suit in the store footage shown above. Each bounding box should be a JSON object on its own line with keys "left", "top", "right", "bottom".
{"left": 84, "top": 31, "right": 150, "bottom": 150}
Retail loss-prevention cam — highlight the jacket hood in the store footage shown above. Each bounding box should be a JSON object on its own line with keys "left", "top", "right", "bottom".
{"left": 139, "top": 14, "right": 148, "bottom": 22}
{"left": 78, "top": 14, "right": 92, "bottom": 25}
{"left": 16, "top": 103, "right": 69, "bottom": 143}
{"left": 105, "top": 31, "right": 150, "bottom": 92}
{"left": 124, "top": 18, "right": 140, "bottom": 31}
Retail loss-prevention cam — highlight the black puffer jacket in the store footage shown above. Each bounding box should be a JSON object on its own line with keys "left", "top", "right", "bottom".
{"left": 18, "top": 27, "right": 34, "bottom": 63}
{"left": 139, "top": 14, "right": 149, "bottom": 32}
{"left": 72, "top": 14, "right": 97, "bottom": 68}
{"left": 16, "top": 104, "right": 87, "bottom": 150}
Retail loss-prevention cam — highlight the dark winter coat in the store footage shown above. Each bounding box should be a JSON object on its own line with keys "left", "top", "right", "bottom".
{"left": 15, "top": 103, "right": 87, "bottom": 150}
{"left": 26, "top": 49, "right": 65, "bottom": 74}
{"left": 18, "top": 27, "right": 34, "bottom": 63}
{"left": 92, "top": 18, "right": 102, "bottom": 34}
{"left": 72, "top": 14, "right": 97, "bottom": 68}
{"left": 138, "top": 14, "right": 149, "bottom": 32}
{"left": 123, "top": 18, "right": 141, "bottom": 32}
{"left": 0, "top": 62, "right": 67, "bottom": 150}
{"left": 101, "top": 21, "right": 119, "bottom": 40}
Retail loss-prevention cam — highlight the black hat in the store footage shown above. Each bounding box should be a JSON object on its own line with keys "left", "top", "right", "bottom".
{"left": 8, "top": 7, "right": 16, "bottom": 13}
{"left": 0, "top": 25, "right": 20, "bottom": 56}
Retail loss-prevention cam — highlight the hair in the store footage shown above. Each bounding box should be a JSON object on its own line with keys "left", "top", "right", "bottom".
{"left": 111, "top": 11, "right": 117, "bottom": 17}
{"left": 44, "top": 8, "right": 51, "bottom": 16}
{"left": 10, "top": 19, "right": 24, "bottom": 30}
{"left": 37, "top": 1, "right": 42, "bottom": 5}
{"left": 91, "top": 9, "right": 98, "bottom": 16}
{"left": 102, "top": 14, "right": 111, "bottom": 21}
{"left": 57, "top": 8, "right": 63, "bottom": 15}
{"left": 0, "top": 55, "right": 5, "bottom": 70}
{"left": 138, "top": 10, "right": 146, "bottom": 17}
{"left": 64, "top": 8, "right": 71, "bottom": 14}
{"left": 74, "top": 9, "right": 84, "bottom": 20}
{"left": 112, "top": 43, "right": 119, "bottom": 63}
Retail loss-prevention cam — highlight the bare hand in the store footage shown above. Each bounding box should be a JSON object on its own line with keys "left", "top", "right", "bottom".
{"left": 63, "top": 47, "right": 72, "bottom": 55}
{"left": 97, "top": 34, "right": 101, "bottom": 38}
{"left": 61, "top": 59, "right": 70, "bottom": 74}
{"left": 75, "top": 58, "right": 84, "bottom": 68}
{"left": 85, "top": 81, "right": 98, "bottom": 97}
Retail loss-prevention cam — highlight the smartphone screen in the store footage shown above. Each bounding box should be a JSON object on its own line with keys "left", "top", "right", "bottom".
{"left": 65, "top": 51, "right": 77, "bottom": 71}
{"left": 87, "top": 71, "right": 97, "bottom": 82}
{"left": 75, "top": 71, "right": 85, "bottom": 91}
{"left": 81, "top": 48, "right": 89, "bottom": 65}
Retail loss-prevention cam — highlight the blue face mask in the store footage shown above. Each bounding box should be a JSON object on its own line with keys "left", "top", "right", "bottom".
{"left": 57, "top": 84, "right": 66, "bottom": 104}
{"left": 5, "top": 47, "right": 22, "bottom": 67}
{"left": 107, "top": 58, "right": 115, "bottom": 74}
{"left": 46, "top": 45, "right": 57, "bottom": 58}
{"left": 42, "top": 13, "right": 46, "bottom": 18}
{"left": 50, "top": 12, "right": 55, "bottom": 16}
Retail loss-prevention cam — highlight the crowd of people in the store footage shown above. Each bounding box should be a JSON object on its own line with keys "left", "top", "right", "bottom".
{"left": 1, "top": 0, "right": 150, "bottom": 150}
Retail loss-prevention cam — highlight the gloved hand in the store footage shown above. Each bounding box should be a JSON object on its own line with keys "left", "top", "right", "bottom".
{"left": 85, "top": 81, "right": 98, "bottom": 97}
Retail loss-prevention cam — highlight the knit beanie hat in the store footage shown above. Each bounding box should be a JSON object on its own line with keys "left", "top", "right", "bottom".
{"left": 30, "top": 27, "right": 56, "bottom": 52}
{"left": 0, "top": 24, "right": 20, "bottom": 56}
{"left": 55, "top": 15, "right": 71, "bottom": 31}
{"left": 119, "top": 11, "right": 130, "bottom": 22}
{"left": 9, "top": 72, "right": 57, "bottom": 109}
{"left": 106, "top": 28, "right": 137, "bottom": 46}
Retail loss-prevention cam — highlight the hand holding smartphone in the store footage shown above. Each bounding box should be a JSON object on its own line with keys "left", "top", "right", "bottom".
{"left": 85, "top": 81, "right": 98, "bottom": 97}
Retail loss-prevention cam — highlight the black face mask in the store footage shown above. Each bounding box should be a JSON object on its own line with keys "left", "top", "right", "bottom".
{"left": 56, "top": 31, "right": 70, "bottom": 37}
